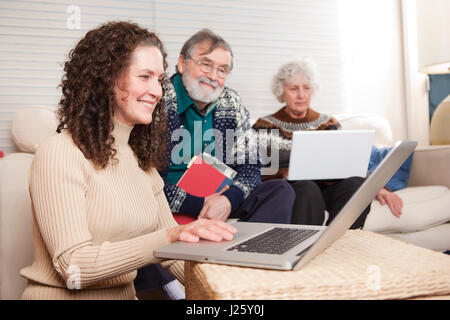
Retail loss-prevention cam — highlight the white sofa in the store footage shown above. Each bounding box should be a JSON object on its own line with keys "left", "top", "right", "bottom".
{"left": 336, "top": 114, "right": 450, "bottom": 252}
{"left": 1, "top": 107, "right": 449, "bottom": 299}
{"left": 0, "top": 106, "right": 58, "bottom": 300}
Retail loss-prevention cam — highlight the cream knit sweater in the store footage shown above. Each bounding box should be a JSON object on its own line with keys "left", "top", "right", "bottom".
{"left": 20, "top": 119, "right": 183, "bottom": 300}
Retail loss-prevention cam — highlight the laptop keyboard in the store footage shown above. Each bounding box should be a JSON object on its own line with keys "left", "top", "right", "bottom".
{"left": 227, "top": 228, "right": 319, "bottom": 255}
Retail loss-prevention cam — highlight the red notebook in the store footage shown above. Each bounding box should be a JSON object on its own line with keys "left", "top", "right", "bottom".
{"left": 173, "top": 154, "right": 236, "bottom": 225}
{"left": 177, "top": 160, "right": 229, "bottom": 197}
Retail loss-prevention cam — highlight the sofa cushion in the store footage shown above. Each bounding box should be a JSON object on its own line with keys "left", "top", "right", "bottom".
{"left": 387, "top": 223, "right": 450, "bottom": 252}
{"left": 363, "top": 186, "right": 450, "bottom": 234}
{"left": 334, "top": 114, "right": 393, "bottom": 147}
{"left": 11, "top": 106, "right": 58, "bottom": 153}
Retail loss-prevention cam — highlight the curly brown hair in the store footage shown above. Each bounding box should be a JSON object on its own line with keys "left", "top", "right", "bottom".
{"left": 57, "top": 21, "right": 168, "bottom": 171}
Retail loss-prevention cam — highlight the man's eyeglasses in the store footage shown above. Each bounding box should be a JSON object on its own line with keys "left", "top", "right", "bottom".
{"left": 188, "top": 58, "right": 231, "bottom": 79}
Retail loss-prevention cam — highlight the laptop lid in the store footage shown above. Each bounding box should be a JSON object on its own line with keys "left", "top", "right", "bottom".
{"left": 155, "top": 140, "right": 417, "bottom": 271}
{"left": 293, "top": 140, "right": 417, "bottom": 270}
{"left": 287, "top": 130, "right": 375, "bottom": 180}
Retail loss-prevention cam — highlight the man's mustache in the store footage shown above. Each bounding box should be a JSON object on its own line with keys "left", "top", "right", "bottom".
{"left": 198, "top": 76, "right": 219, "bottom": 89}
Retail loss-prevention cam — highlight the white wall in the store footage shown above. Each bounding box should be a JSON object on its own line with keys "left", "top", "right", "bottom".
{"left": 402, "top": 0, "right": 430, "bottom": 146}
{"left": 0, "top": 0, "right": 410, "bottom": 154}
{"left": 0, "top": 0, "right": 353, "bottom": 154}
{"left": 158, "top": 0, "right": 350, "bottom": 120}
{"left": 0, "top": 0, "right": 156, "bottom": 154}
{"left": 340, "top": 0, "right": 408, "bottom": 143}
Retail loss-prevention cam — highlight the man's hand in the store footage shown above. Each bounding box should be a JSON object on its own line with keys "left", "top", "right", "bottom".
{"left": 376, "top": 188, "right": 403, "bottom": 218}
{"left": 198, "top": 186, "right": 232, "bottom": 221}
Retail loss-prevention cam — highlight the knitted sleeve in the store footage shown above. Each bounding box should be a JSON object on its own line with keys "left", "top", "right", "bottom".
{"left": 162, "top": 177, "right": 205, "bottom": 217}
{"left": 252, "top": 116, "right": 291, "bottom": 181}
{"left": 318, "top": 116, "right": 341, "bottom": 130}
{"left": 220, "top": 96, "right": 262, "bottom": 213}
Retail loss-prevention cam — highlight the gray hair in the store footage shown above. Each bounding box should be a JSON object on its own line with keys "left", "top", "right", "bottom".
{"left": 177, "top": 28, "right": 234, "bottom": 72}
{"left": 272, "top": 58, "right": 320, "bottom": 103}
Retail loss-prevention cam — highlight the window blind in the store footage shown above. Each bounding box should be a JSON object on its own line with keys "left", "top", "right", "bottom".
{"left": 156, "top": 0, "right": 349, "bottom": 119}
{"left": 0, "top": 0, "right": 349, "bottom": 154}
{"left": 0, "top": 0, "right": 155, "bottom": 154}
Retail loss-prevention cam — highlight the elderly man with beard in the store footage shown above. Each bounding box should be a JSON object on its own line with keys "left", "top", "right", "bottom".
{"left": 161, "top": 29, "right": 295, "bottom": 224}
{"left": 134, "top": 29, "right": 295, "bottom": 299}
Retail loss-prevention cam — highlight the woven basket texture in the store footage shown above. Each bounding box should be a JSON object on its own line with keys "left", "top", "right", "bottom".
{"left": 185, "top": 230, "right": 450, "bottom": 300}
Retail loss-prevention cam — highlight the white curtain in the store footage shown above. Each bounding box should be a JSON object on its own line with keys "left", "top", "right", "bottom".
{"left": 401, "top": 0, "right": 430, "bottom": 146}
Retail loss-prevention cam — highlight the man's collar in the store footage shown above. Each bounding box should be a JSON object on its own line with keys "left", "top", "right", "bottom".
{"left": 171, "top": 73, "right": 195, "bottom": 115}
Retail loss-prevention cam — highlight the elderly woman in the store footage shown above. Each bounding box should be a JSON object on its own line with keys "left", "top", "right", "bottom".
{"left": 20, "top": 21, "right": 236, "bottom": 300}
{"left": 253, "top": 58, "right": 403, "bottom": 228}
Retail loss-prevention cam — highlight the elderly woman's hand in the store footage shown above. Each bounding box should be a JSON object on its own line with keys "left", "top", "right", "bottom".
{"left": 166, "top": 218, "right": 237, "bottom": 243}
{"left": 375, "top": 188, "right": 403, "bottom": 218}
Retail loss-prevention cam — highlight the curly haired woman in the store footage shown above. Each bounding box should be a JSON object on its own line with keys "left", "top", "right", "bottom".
{"left": 20, "top": 21, "right": 236, "bottom": 300}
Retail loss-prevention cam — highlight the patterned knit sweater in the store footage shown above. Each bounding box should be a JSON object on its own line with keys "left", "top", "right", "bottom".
{"left": 252, "top": 106, "right": 340, "bottom": 180}
{"left": 160, "top": 79, "right": 262, "bottom": 216}
{"left": 20, "top": 119, "right": 183, "bottom": 300}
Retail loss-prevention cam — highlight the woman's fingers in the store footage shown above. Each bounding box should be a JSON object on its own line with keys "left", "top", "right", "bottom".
{"left": 392, "top": 194, "right": 403, "bottom": 217}
{"left": 195, "top": 226, "right": 223, "bottom": 242}
{"left": 178, "top": 231, "right": 200, "bottom": 242}
{"left": 190, "top": 219, "right": 236, "bottom": 241}
{"left": 387, "top": 201, "right": 399, "bottom": 217}
{"left": 204, "top": 223, "right": 235, "bottom": 241}
{"left": 376, "top": 194, "right": 386, "bottom": 206}
{"left": 376, "top": 189, "right": 404, "bottom": 218}
{"left": 386, "top": 196, "right": 402, "bottom": 218}
{"left": 172, "top": 219, "right": 237, "bottom": 243}
{"left": 213, "top": 219, "right": 238, "bottom": 234}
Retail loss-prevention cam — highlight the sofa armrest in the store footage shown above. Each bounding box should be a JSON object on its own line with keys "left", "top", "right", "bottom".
{"left": 0, "top": 153, "right": 34, "bottom": 299}
{"left": 407, "top": 145, "right": 450, "bottom": 188}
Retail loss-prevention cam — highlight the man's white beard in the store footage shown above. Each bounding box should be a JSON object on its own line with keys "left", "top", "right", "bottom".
{"left": 182, "top": 72, "right": 223, "bottom": 104}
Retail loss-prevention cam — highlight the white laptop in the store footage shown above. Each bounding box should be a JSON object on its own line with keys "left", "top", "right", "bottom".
{"left": 154, "top": 140, "right": 417, "bottom": 271}
{"left": 287, "top": 130, "right": 375, "bottom": 181}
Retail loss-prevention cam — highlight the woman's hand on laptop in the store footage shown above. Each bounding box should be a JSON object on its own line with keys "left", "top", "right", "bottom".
{"left": 166, "top": 218, "right": 237, "bottom": 243}
{"left": 375, "top": 188, "right": 403, "bottom": 218}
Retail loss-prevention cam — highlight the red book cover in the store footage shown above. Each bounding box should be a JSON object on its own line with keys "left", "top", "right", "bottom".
{"left": 173, "top": 154, "right": 236, "bottom": 225}
{"left": 176, "top": 158, "right": 227, "bottom": 197}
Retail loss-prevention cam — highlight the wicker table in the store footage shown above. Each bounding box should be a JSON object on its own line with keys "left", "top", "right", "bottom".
{"left": 185, "top": 230, "right": 450, "bottom": 300}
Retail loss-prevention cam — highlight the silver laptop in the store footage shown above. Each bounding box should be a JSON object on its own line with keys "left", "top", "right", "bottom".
{"left": 155, "top": 140, "right": 416, "bottom": 271}
{"left": 287, "top": 130, "right": 375, "bottom": 181}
